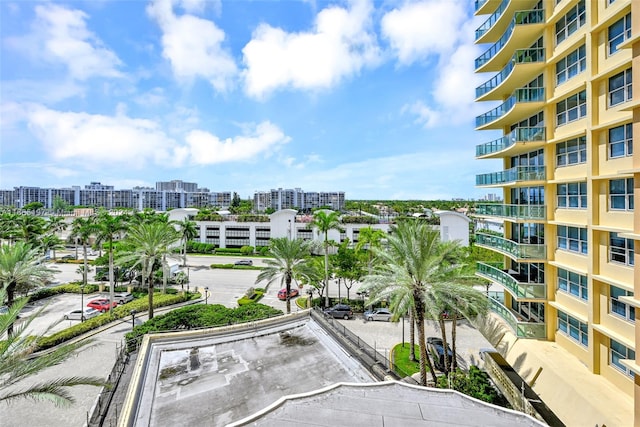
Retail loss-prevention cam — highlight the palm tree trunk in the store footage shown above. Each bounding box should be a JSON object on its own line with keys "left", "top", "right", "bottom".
{"left": 439, "top": 316, "right": 451, "bottom": 376}
{"left": 324, "top": 242, "right": 329, "bottom": 308}
{"left": 147, "top": 263, "right": 154, "bottom": 319}
{"left": 183, "top": 239, "right": 187, "bottom": 267}
{"left": 6, "top": 282, "right": 16, "bottom": 336}
{"left": 108, "top": 243, "right": 114, "bottom": 316}
{"left": 82, "top": 243, "right": 88, "bottom": 288}
{"left": 451, "top": 315, "right": 458, "bottom": 370}
{"left": 285, "top": 274, "right": 292, "bottom": 314}
{"left": 162, "top": 254, "right": 167, "bottom": 294}
{"left": 416, "top": 300, "right": 438, "bottom": 386}
{"left": 409, "top": 307, "right": 416, "bottom": 361}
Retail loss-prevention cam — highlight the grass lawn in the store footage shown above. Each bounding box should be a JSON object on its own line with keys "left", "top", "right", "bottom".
{"left": 392, "top": 343, "right": 422, "bottom": 377}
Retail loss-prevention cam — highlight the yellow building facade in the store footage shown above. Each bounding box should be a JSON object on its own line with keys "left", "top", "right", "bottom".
{"left": 473, "top": 0, "right": 640, "bottom": 418}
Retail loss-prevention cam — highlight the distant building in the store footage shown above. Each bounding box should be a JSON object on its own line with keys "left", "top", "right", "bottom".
{"left": 261, "top": 188, "right": 345, "bottom": 212}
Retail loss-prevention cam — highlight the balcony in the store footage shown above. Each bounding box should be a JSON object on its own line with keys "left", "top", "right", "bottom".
{"left": 475, "top": 203, "right": 546, "bottom": 220}
{"left": 489, "top": 297, "right": 546, "bottom": 338}
{"left": 477, "top": 262, "right": 546, "bottom": 300}
{"left": 475, "top": 0, "right": 502, "bottom": 15}
{"left": 475, "top": 0, "right": 540, "bottom": 43}
{"left": 475, "top": 87, "right": 544, "bottom": 130}
{"left": 476, "top": 127, "right": 545, "bottom": 159}
{"left": 476, "top": 165, "right": 545, "bottom": 187}
{"left": 476, "top": 232, "right": 546, "bottom": 261}
{"left": 476, "top": 47, "right": 545, "bottom": 101}
{"left": 475, "top": 9, "right": 545, "bottom": 73}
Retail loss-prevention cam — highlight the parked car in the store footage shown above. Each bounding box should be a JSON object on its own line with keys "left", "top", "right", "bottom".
{"left": 427, "top": 336, "right": 454, "bottom": 372}
{"left": 277, "top": 288, "right": 299, "bottom": 300}
{"left": 61, "top": 254, "right": 76, "bottom": 260}
{"left": 234, "top": 259, "right": 253, "bottom": 266}
{"left": 87, "top": 298, "right": 118, "bottom": 313}
{"left": 323, "top": 304, "right": 354, "bottom": 319}
{"left": 113, "top": 292, "right": 134, "bottom": 305}
{"left": 363, "top": 308, "right": 392, "bottom": 322}
{"left": 64, "top": 307, "right": 100, "bottom": 321}
{"left": 0, "top": 306, "right": 8, "bottom": 315}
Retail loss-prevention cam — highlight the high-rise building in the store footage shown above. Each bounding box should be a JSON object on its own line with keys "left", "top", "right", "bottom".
{"left": 155, "top": 180, "right": 198, "bottom": 192}
{"left": 474, "top": 0, "right": 638, "bottom": 416}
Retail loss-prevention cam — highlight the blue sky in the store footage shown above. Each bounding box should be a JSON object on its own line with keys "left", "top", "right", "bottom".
{"left": 0, "top": 0, "right": 501, "bottom": 200}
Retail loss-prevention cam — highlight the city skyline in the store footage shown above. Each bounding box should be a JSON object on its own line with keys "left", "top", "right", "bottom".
{"left": 0, "top": 0, "right": 501, "bottom": 200}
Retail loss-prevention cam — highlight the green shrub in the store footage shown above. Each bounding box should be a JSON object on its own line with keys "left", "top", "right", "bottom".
{"left": 124, "top": 303, "right": 282, "bottom": 351}
{"left": 257, "top": 246, "right": 270, "bottom": 256}
{"left": 29, "top": 284, "right": 100, "bottom": 302}
{"left": 435, "top": 366, "right": 502, "bottom": 405}
{"left": 340, "top": 215, "right": 378, "bottom": 224}
{"left": 186, "top": 241, "right": 216, "bottom": 254}
{"left": 236, "top": 215, "right": 269, "bottom": 222}
{"left": 214, "top": 247, "right": 242, "bottom": 254}
{"left": 210, "top": 263, "right": 235, "bottom": 269}
{"left": 240, "top": 245, "right": 255, "bottom": 255}
{"left": 237, "top": 289, "right": 264, "bottom": 306}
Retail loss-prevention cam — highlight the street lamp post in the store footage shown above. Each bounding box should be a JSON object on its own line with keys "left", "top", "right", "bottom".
{"left": 130, "top": 309, "right": 137, "bottom": 331}
{"left": 205, "top": 287, "right": 209, "bottom": 305}
{"left": 80, "top": 284, "right": 85, "bottom": 323}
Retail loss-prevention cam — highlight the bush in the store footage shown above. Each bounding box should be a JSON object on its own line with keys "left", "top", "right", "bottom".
{"left": 340, "top": 215, "right": 378, "bottom": 224}
{"left": 186, "top": 241, "right": 216, "bottom": 254}
{"left": 257, "top": 246, "right": 270, "bottom": 256}
{"left": 435, "top": 366, "right": 503, "bottom": 405}
{"left": 29, "top": 284, "right": 100, "bottom": 302}
{"left": 124, "top": 303, "right": 282, "bottom": 351}
{"left": 237, "top": 289, "right": 264, "bottom": 306}
{"left": 214, "top": 247, "right": 243, "bottom": 254}
{"left": 240, "top": 245, "right": 255, "bottom": 255}
{"left": 236, "top": 215, "right": 270, "bottom": 222}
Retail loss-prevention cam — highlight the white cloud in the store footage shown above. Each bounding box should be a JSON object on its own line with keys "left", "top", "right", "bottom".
{"left": 242, "top": 0, "right": 380, "bottom": 98}
{"left": 381, "top": 0, "right": 468, "bottom": 65}
{"left": 402, "top": 101, "right": 441, "bottom": 128}
{"left": 5, "top": 4, "right": 123, "bottom": 80}
{"left": 25, "top": 106, "right": 176, "bottom": 168}
{"left": 147, "top": 0, "right": 237, "bottom": 92}
{"left": 184, "top": 121, "right": 291, "bottom": 164}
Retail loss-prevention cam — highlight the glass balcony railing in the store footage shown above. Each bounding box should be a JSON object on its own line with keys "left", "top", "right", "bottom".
{"left": 476, "top": 127, "right": 545, "bottom": 157}
{"left": 475, "top": 9, "right": 545, "bottom": 70}
{"left": 475, "top": 0, "right": 488, "bottom": 12}
{"left": 489, "top": 297, "right": 546, "bottom": 338}
{"left": 475, "top": 0, "right": 509, "bottom": 40}
{"left": 475, "top": 203, "right": 546, "bottom": 220}
{"left": 476, "top": 48, "right": 545, "bottom": 98}
{"left": 476, "top": 165, "right": 545, "bottom": 186}
{"left": 476, "top": 232, "right": 546, "bottom": 259}
{"left": 477, "top": 262, "right": 546, "bottom": 299}
{"left": 476, "top": 87, "right": 544, "bottom": 128}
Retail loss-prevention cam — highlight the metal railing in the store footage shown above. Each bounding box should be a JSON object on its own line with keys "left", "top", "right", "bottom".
{"left": 476, "top": 165, "right": 545, "bottom": 186}
{"left": 477, "top": 262, "right": 546, "bottom": 299}
{"left": 476, "top": 87, "right": 545, "bottom": 128}
{"left": 475, "top": 0, "right": 509, "bottom": 40}
{"left": 476, "top": 47, "right": 545, "bottom": 98}
{"left": 476, "top": 127, "right": 545, "bottom": 157}
{"left": 88, "top": 342, "right": 129, "bottom": 427}
{"left": 475, "top": 233, "right": 546, "bottom": 260}
{"left": 475, "top": 203, "right": 546, "bottom": 220}
{"left": 488, "top": 297, "right": 546, "bottom": 339}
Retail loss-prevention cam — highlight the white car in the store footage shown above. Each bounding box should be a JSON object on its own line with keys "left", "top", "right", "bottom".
{"left": 64, "top": 307, "right": 100, "bottom": 321}
{"left": 363, "top": 308, "right": 393, "bottom": 322}
{"left": 113, "top": 292, "right": 134, "bottom": 305}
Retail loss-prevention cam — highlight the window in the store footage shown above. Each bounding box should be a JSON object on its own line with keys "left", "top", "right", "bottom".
{"left": 608, "top": 13, "right": 631, "bottom": 55}
{"left": 557, "top": 225, "right": 587, "bottom": 254}
{"left": 557, "top": 182, "right": 587, "bottom": 208}
{"left": 609, "top": 178, "right": 634, "bottom": 210}
{"left": 557, "top": 310, "right": 588, "bottom": 346}
{"left": 555, "top": 0, "right": 586, "bottom": 45}
{"left": 609, "top": 69, "right": 632, "bottom": 107}
{"left": 609, "top": 124, "right": 633, "bottom": 158}
{"left": 610, "top": 233, "right": 635, "bottom": 266}
{"left": 556, "top": 90, "right": 587, "bottom": 126}
{"left": 610, "top": 285, "right": 635, "bottom": 321}
{"left": 556, "top": 137, "right": 586, "bottom": 166}
{"left": 556, "top": 45, "right": 586, "bottom": 86}
{"left": 557, "top": 268, "right": 588, "bottom": 300}
{"left": 610, "top": 339, "right": 635, "bottom": 377}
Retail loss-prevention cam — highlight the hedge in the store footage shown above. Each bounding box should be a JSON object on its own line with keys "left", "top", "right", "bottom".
{"left": 237, "top": 288, "right": 265, "bottom": 305}
{"left": 36, "top": 293, "right": 192, "bottom": 351}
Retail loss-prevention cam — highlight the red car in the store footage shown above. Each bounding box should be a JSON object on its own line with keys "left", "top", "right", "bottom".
{"left": 87, "top": 298, "right": 118, "bottom": 313}
{"left": 277, "top": 288, "right": 299, "bottom": 301}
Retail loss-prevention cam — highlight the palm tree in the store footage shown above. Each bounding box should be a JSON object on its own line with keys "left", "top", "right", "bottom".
{"left": 94, "top": 211, "right": 129, "bottom": 311}
{"left": 355, "top": 226, "right": 386, "bottom": 274}
{"left": 0, "top": 288, "right": 104, "bottom": 405}
{"left": 308, "top": 210, "right": 342, "bottom": 307}
{"left": 0, "top": 242, "right": 57, "bottom": 335}
{"left": 0, "top": 213, "right": 20, "bottom": 244}
{"left": 255, "top": 238, "right": 314, "bottom": 314}
{"left": 117, "top": 221, "right": 180, "bottom": 319}
{"left": 176, "top": 218, "right": 197, "bottom": 267}
{"left": 39, "top": 234, "right": 64, "bottom": 260}
{"left": 360, "top": 221, "right": 466, "bottom": 386}
{"left": 15, "top": 215, "right": 47, "bottom": 245}
{"left": 70, "top": 217, "right": 97, "bottom": 289}
{"left": 46, "top": 216, "right": 68, "bottom": 236}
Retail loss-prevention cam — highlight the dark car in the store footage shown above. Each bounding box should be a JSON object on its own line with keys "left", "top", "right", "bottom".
{"left": 234, "top": 259, "right": 253, "bottom": 266}
{"left": 61, "top": 254, "right": 77, "bottom": 260}
{"left": 427, "top": 336, "right": 454, "bottom": 372}
{"left": 323, "top": 304, "right": 353, "bottom": 320}
{"left": 277, "top": 288, "right": 299, "bottom": 300}
{"left": 363, "top": 308, "right": 392, "bottom": 322}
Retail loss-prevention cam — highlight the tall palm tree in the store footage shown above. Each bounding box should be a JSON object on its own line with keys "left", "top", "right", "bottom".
{"left": 0, "top": 288, "right": 104, "bottom": 405}
{"left": 70, "top": 217, "right": 97, "bottom": 289}
{"left": 176, "top": 218, "right": 197, "bottom": 267}
{"left": 0, "top": 213, "right": 20, "bottom": 244}
{"left": 38, "top": 234, "right": 64, "bottom": 260}
{"left": 0, "top": 242, "right": 57, "bottom": 335}
{"left": 360, "top": 221, "right": 466, "bottom": 386}
{"left": 16, "top": 215, "right": 47, "bottom": 245}
{"left": 308, "top": 210, "right": 342, "bottom": 307}
{"left": 117, "top": 221, "right": 180, "bottom": 319}
{"left": 94, "top": 211, "right": 129, "bottom": 311}
{"left": 355, "top": 226, "right": 386, "bottom": 274}
{"left": 46, "top": 216, "right": 68, "bottom": 236}
{"left": 255, "top": 238, "right": 314, "bottom": 314}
